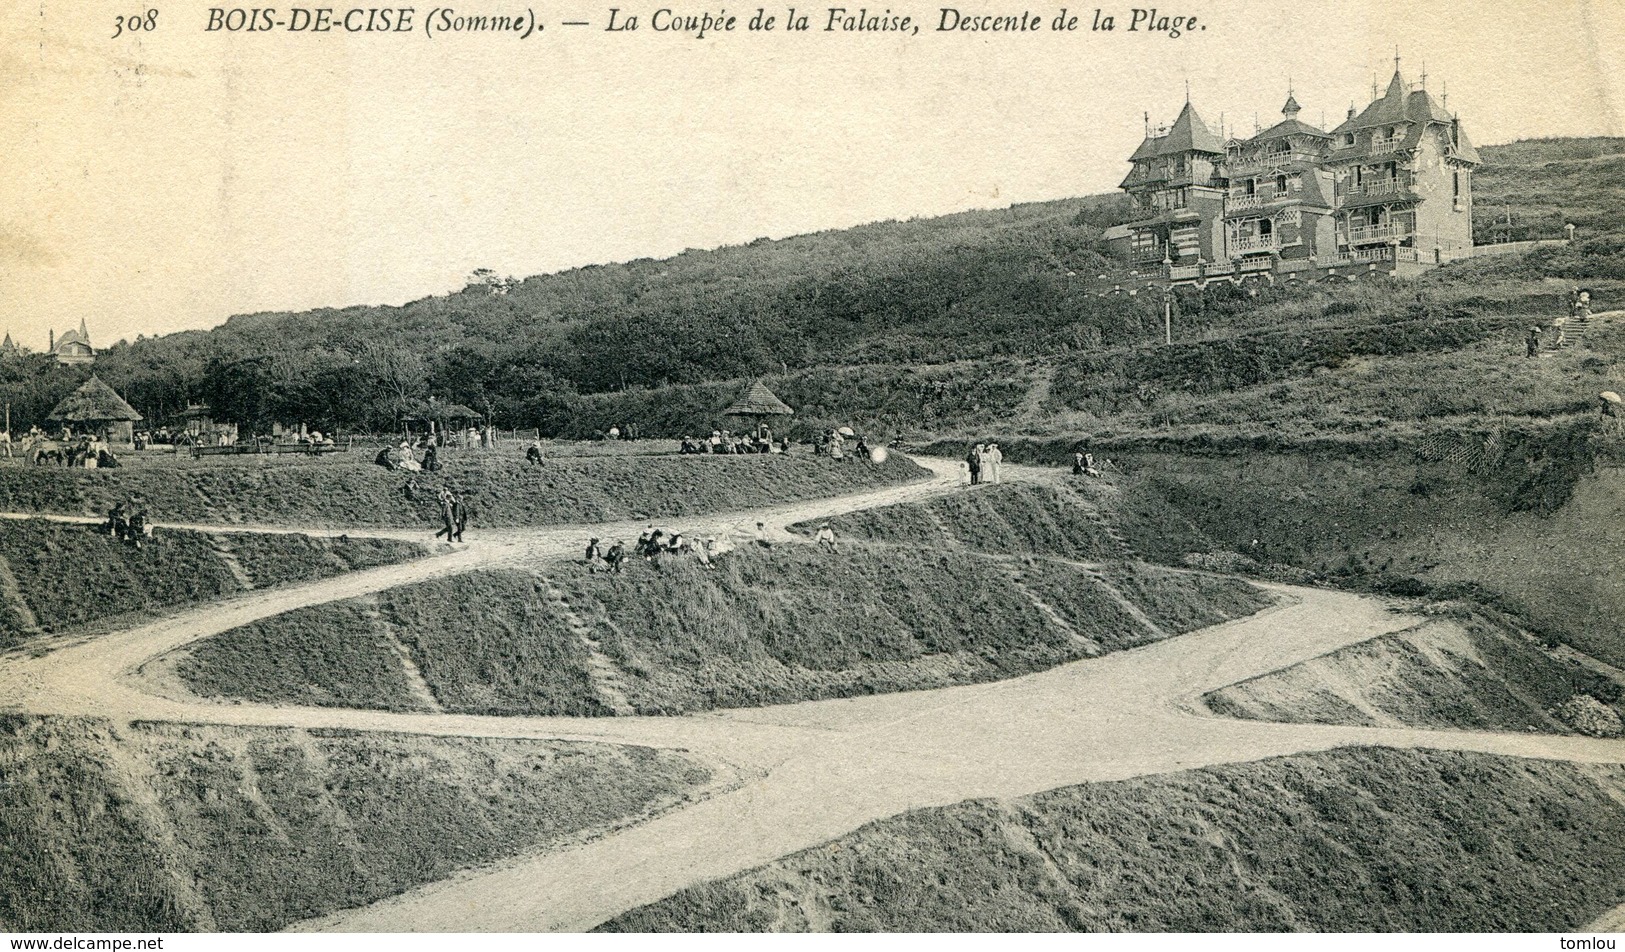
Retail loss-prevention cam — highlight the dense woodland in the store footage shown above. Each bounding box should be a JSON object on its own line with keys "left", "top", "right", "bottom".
{"left": 4, "top": 138, "right": 1623, "bottom": 437}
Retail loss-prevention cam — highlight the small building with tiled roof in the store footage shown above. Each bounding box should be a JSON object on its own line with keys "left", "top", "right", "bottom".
{"left": 49, "top": 319, "right": 95, "bottom": 366}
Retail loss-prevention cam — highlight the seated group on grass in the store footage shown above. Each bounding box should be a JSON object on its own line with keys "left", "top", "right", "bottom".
{"left": 583, "top": 527, "right": 723, "bottom": 573}
{"left": 103, "top": 501, "right": 151, "bottom": 549}
{"left": 679, "top": 428, "right": 788, "bottom": 456}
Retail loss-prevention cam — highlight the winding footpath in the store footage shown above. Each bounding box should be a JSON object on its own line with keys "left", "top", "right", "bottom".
{"left": 4, "top": 456, "right": 1624, "bottom": 932}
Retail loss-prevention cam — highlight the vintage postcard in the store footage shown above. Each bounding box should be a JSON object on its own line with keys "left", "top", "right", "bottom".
{"left": 2, "top": 0, "right": 1625, "bottom": 937}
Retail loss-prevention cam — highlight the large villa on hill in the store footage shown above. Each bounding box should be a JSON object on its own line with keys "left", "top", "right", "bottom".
{"left": 1108, "top": 66, "right": 1481, "bottom": 287}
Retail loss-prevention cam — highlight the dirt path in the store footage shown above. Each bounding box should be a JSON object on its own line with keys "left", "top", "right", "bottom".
{"left": 5, "top": 455, "right": 1625, "bottom": 932}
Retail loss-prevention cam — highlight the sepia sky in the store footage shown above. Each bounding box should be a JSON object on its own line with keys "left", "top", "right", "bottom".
{"left": 1, "top": 0, "right": 1621, "bottom": 347}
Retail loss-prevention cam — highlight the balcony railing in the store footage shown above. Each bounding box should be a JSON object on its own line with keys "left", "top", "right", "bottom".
{"left": 1368, "top": 136, "right": 1401, "bottom": 153}
{"left": 1227, "top": 151, "right": 1321, "bottom": 174}
{"left": 1346, "top": 223, "right": 1409, "bottom": 245}
{"left": 1130, "top": 247, "right": 1170, "bottom": 264}
{"left": 1226, "top": 193, "right": 1267, "bottom": 211}
{"left": 1320, "top": 246, "right": 1394, "bottom": 265}
{"left": 1230, "top": 234, "right": 1279, "bottom": 255}
{"left": 1169, "top": 264, "right": 1202, "bottom": 280}
{"left": 1345, "top": 178, "right": 1409, "bottom": 198}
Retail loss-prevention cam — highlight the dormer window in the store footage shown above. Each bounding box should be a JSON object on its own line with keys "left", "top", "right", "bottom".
{"left": 1343, "top": 133, "right": 1355, "bottom": 146}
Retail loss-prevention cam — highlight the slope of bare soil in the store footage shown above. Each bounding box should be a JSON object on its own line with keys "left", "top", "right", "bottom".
{"left": 0, "top": 714, "right": 710, "bottom": 932}
{"left": 598, "top": 747, "right": 1625, "bottom": 932}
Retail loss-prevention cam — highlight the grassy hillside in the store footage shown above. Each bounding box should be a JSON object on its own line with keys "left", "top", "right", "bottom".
{"left": 2, "top": 139, "right": 1612, "bottom": 442}
{"left": 599, "top": 747, "right": 1625, "bottom": 932}
{"left": 1206, "top": 609, "right": 1624, "bottom": 734}
{"left": 0, "top": 715, "right": 710, "bottom": 932}
{"left": 175, "top": 546, "right": 1270, "bottom": 717}
{"left": 0, "top": 520, "right": 424, "bottom": 652}
{"left": 37, "top": 195, "right": 1129, "bottom": 435}
{"left": 0, "top": 451, "right": 926, "bottom": 529}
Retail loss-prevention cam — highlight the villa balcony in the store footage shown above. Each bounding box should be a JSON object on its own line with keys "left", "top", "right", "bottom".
{"left": 1226, "top": 151, "right": 1322, "bottom": 175}
{"left": 1229, "top": 234, "right": 1279, "bottom": 256}
{"left": 1226, "top": 192, "right": 1269, "bottom": 212}
{"left": 1346, "top": 223, "right": 1410, "bottom": 245}
{"left": 1344, "top": 178, "right": 1412, "bottom": 199}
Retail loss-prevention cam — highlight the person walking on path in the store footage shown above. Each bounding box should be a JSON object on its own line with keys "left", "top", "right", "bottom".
{"left": 1526, "top": 326, "right": 1542, "bottom": 358}
{"left": 966, "top": 444, "right": 983, "bottom": 485}
{"left": 986, "top": 442, "right": 1004, "bottom": 484}
{"left": 815, "top": 523, "right": 839, "bottom": 554}
{"left": 434, "top": 489, "right": 456, "bottom": 542}
{"left": 584, "top": 537, "right": 602, "bottom": 570}
{"left": 605, "top": 541, "right": 626, "bottom": 573}
{"left": 755, "top": 521, "right": 773, "bottom": 549}
{"left": 451, "top": 493, "right": 468, "bottom": 542}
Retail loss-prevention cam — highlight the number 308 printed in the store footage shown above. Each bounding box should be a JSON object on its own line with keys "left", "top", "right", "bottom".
{"left": 112, "top": 9, "right": 159, "bottom": 37}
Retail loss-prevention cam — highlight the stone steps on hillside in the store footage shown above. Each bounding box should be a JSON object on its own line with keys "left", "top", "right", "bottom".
{"left": 1557, "top": 314, "right": 1591, "bottom": 348}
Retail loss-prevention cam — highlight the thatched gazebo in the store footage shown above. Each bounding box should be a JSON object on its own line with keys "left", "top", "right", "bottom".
{"left": 47, "top": 376, "right": 142, "bottom": 443}
{"left": 405, "top": 398, "right": 484, "bottom": 441}
{"left": 723, "top": 379, "right": 793, "bottom": 440}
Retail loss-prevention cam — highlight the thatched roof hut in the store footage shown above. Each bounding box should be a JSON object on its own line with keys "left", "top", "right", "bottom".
{"left": 723, "top": 379, "right": 793, "bottom": 419}
{"left": 48, "top": 377, "right": 142, "bottom": 425}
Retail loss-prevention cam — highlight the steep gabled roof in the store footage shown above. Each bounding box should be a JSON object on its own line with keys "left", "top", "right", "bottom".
{"left": 47, "top": 376, "right": 142, "bottom": 424}
{"left": 1332, "top": 71, "right": 1455, "bottom": 137}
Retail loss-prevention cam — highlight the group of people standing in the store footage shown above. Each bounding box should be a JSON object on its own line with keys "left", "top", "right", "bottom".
{"left": 962, "top": 442, "right": 1003, "bottom": 486}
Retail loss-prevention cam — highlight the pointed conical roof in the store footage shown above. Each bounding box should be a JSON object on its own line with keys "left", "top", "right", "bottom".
{"left": 1127, "top": 102, "right": 1225, "bottom": 164}
{"left": 47, "top": 376, "right": 142, "bottom": 424}
{"left": 724, "top": 379, "right": 793, "bottom": 417}
{"left": 1282, "top": 93, "right": 1302, "bottom": 118}
{"left": 1161, "top": 102, "right": 1225, "bottom": 154}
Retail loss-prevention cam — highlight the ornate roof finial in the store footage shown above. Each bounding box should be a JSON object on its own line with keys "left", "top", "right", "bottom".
{"left": 1442, "top": 79, "right": 1449, "bottom": 109}
{"left": 1371, "top": 73, "right": 1379, "bottom": 101}
{"left": 1144, "top": 110, "right": 1150, "bottom": 136}
{"left": 1394, "top": 46, "right": 1401, "bottom": 73}
{"left": 1184, "top": 78, "right": 1191, "bottom": 104}
{"left": 1420, "top": 60, "right": 1428, "bottom": 90}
